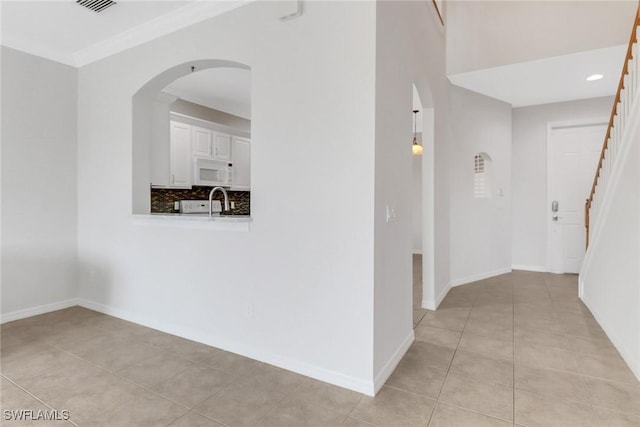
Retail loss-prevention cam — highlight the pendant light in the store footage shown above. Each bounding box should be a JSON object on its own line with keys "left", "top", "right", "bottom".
{"left": 412, "top": 109, "right": 423, "bottom": 156}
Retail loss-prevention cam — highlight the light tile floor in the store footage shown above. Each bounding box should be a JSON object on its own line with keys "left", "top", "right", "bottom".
{"left": 1, "top": 257, "right": 639, "bottom": 426}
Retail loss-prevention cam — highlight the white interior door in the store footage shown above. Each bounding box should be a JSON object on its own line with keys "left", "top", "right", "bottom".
{"left": 548, "top": 123, "right": 606, "bottom": 274}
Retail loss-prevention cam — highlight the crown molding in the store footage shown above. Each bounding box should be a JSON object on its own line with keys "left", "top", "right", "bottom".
{"left": 2, "top": 0, "right": 255, "bottom": 68}
{"left": 72, "top": 0, "right": 255, "bottom": 67}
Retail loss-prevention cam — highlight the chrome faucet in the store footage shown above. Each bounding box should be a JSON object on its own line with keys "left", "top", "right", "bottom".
{"left": 209, "top": 187, "right": 230, "bottom": 218}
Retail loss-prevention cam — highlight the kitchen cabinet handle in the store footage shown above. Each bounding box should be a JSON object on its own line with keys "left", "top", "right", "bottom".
{"left": 171, "top": 174, "right": 175, "bottom": 184}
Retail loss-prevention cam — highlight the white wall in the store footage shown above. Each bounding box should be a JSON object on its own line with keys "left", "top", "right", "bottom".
{"left": 1, "top": 47, "right": 78, "bottom": 321}
{"left": 511, "top": 97, "right": 613, "bottom": 270}
{"left": 580, "top": 106, "right": 640, "bottom": 380}
{"left": 449, "top": 86, "right": 512, "bottom": 286}
{"left": 76, "top": 2, "right": 379, "bottom": 394}
{"left": 446, "top": 1, "right": 637, "bottom": 74}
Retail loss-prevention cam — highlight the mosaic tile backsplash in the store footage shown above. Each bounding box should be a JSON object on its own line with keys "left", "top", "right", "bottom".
{"left": 151, "top": 187, "right": 250, "bottom": 215}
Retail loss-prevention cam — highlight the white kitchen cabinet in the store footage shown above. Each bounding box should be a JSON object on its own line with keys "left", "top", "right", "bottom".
{"left": 149, "top": 93, "right": 178, "bottom": 187}
{"left": 191, "top": 127, "right": 231, "bottom": 161}
{"left": 231, "top": 137, "right": 251, "bottom": 190}
{"left": 169, "top": 121, "right": 192, "bottom": 187}
{"left": 192, "top": 126, "right": 212, "bottom": 157}
{"left": 213, "top": 132, "right": 232, "bottom": 161}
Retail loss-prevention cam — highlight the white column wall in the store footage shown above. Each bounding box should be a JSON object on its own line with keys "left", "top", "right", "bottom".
{"left": 372, "top": 1, "right": 450, "bottom": 389}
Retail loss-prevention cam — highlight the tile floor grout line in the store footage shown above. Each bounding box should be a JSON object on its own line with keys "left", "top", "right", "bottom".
{"left": 189, "top": 406, "right": 231, "bottom": 427}
{"left": 429, "top": 296, "right": 474, "bottom": 424}
{"left": 135, "top": 374, "right": 225, "bottom": 413}
{"left": 164, "top": 411, "right": 195, "bottom": 427}
{"left": 589, "top": 402, "right": 640, "bottom": 418}
{"left": 511, "top": 357, "right": 638, "bottom": 386}
{"left": 246, "top": 392, "right": 289, "bottom": 427}
{"left": 346, "top": 414, "right": 380, "bottom": 427}
{"left": 383, "top": 383, "right": 442, "bottom": 400}
{"left": 415, "top": 321, "right": 466, "bottom": 334}
{"left": 336, "top": 413, "right": 349, "bottom": 427}
{"left": 343, "top": 394, "right": 364, "bottom": 421}
{"left": 433, "top": 401, "right": 517, "bottom": 424}
{"left": 512, "top": 385, "right": 604, "bottom": 408}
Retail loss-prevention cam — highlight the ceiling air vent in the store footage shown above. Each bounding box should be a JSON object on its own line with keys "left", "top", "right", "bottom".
{"left": 77, "top": 0, "right": 116, "bottom": 13}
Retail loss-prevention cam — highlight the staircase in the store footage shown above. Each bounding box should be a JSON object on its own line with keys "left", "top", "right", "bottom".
{"left": 585, "top": 5, "right": 640, "bottom": 246}
{"left": 580, "top": 3, "right": 640, "bottom": 382}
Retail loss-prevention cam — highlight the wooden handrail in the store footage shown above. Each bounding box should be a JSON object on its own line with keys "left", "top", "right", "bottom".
{"left": 585, "top": 3, "right": 640, "bottom": 248}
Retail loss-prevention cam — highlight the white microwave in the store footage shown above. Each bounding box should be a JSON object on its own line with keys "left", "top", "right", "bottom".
{"left": 194, "top": 158, "right": 233, "bottom": 187}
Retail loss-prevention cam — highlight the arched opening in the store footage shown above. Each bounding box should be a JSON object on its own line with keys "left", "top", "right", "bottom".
{"left": 411, "top": 81, "right": 436, "bottom": 312}
{"left": 132, "top": 59, "right": 251, "bottom": 214}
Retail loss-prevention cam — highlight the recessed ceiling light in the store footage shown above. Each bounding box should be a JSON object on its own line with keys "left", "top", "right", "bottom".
{"left": 586, "top": 74, "right": 604, "bottom": 82}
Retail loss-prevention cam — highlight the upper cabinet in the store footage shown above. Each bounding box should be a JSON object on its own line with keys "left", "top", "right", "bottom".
{"left": 169, "top": 121, "right": 192, "bottom": 187}
{"left": 231, "top": 137, "right": 251, "bottom": 191}
{"left": 192, "top": 126, "right": 213, "bottom": 157}
{"left": 213, "top": 133, "right": 232, "bottom": 161}
{"left": 192, "top": 126, "right": 232, "bottom": 162}
{"left": 149, "top": 93, "right": 179, "bottom": 187}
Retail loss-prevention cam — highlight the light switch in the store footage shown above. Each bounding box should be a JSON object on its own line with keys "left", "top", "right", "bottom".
{"left": 385, "top": 205, "right": 397, "bottom": 222}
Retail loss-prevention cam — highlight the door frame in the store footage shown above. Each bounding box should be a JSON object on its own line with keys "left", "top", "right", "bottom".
{"left": 546, "top": 118, "right": 608, "bottom": 274}
{"left": 421, "top": 107, "right": 436, "bottom": 309}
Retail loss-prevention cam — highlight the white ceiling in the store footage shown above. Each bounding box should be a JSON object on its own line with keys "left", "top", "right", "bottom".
{"left": 449, "top": 45, "right": 628, "bottom": 107}
{"left": 164, "top": 67, "right": 251, "bottom": 119}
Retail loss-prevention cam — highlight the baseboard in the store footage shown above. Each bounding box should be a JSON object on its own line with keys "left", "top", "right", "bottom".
{"left": 1, "top": 298, "right": 81, "bottom": 324}
{"left": 423, "top": 282, "right": 451, "bottom": 310}
{"left": 512, "top": 264, "right": 548, "bottom": 273}
{"left": 578, "top": 276, "right": 585, "bottom": 299}
{"left": 449, "top": 267, "right": 512, "bottom": 288}
{"left": 580, "top": 295, "right": 640, "bottom": 382}
{"left": 78, "top": 298, "right": 377, "bottom": 395}
{"left": 373, "top": 329, "right": 414, "bottom": 394}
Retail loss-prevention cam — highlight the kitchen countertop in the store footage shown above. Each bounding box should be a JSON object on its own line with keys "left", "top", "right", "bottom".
{"left": 150, "top": 213, "right": 251, "bottom": 221}
{"left": 131, "top": 213, "right": 251, "bottom": 230}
